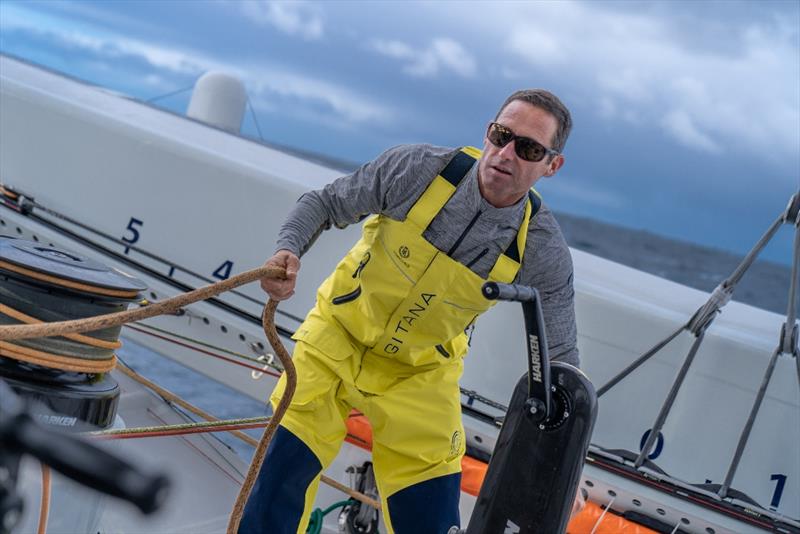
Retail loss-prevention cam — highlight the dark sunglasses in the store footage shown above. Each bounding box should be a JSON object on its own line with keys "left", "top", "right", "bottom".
{"left": 486, "top": 122, "right": 559, "bottom": 162}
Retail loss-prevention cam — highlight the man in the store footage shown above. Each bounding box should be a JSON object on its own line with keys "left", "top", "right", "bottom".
{"left": 240, "top": 89, "right": 578, "bottom": 533}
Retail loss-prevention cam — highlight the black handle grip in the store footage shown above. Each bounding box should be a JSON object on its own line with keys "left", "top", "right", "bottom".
{"left": 482, "top": 282, "right": 551, "bottom": 420}
{"left": 482, "top": 282, "right": 538, "bottom": 302}
{"left": 10, "top": 412, "right": 169, "bottom": 514}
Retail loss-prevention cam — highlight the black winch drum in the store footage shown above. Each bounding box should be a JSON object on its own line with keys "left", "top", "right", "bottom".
{"left": 0, "top": 237, "right": 147, "bottom": 429}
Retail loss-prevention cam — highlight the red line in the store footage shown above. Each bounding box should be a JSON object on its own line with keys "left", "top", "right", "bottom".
{"left": 124, "top": 323, "right": 282, "bottom": 378}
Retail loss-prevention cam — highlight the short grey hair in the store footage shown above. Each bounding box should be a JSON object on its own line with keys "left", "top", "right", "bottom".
{"left": 495, "top": 89, "right": 573, "bottom": 154}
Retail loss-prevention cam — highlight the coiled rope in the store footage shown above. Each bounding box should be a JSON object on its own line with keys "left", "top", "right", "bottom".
{"left": 0, "top": 265, "right": 295, "bottom": 533}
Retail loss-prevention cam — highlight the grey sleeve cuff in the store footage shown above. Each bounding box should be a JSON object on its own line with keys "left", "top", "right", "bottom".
{"left": 275, "top": 193, "right": 331, "bottom": 257}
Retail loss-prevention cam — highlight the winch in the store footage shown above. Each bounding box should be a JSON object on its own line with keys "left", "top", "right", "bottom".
{"left": 0, "top": 236, "right": 147, "bottom": 429}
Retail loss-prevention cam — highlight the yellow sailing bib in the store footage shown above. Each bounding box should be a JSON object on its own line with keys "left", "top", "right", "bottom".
{"left": 294, "top": 147, "right": 540, "bottom": 390}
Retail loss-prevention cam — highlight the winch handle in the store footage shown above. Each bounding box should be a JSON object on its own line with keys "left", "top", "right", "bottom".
{"left": 482, "top": 282, "right": 552, "bottom": 421}
{"left": 0, "top": 381, "right": 169, "bottom": 515}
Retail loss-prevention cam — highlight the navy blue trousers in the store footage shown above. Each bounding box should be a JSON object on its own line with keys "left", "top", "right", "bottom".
{"left": 238, "top": 426, "right": 461, "bottom": 533}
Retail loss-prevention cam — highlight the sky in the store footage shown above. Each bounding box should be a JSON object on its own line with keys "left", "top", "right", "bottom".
{"left": 0, "top": 0, "right": 798, "bottom": 264}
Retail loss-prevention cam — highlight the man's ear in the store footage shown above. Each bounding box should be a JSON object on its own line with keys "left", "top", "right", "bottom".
{"left": 547, "top": 154, "right": 565, "bottom": 176}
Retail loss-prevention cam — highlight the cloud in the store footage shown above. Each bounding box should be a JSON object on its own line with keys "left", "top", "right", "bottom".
{"left": 507, "top": 28, "right": 564, "bottom": 67}
{"left": 0, "top": 3, "right": 388, "bottom": 126}
{"left": 369, "top": 37, "right": 477, "bottom": 78}
{"left": 239, "top": 1, "right": 323, "bottom": 40}
{"left": 429, "top": 1, "right": 799, "bottom": 162}
{"left": 662, "top": 110, "right": 722, "bottom": 154}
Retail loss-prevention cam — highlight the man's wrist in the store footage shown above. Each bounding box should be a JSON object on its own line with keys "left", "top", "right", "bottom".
{"left": 274, "top": 246, "right": 300, "bottom": 258}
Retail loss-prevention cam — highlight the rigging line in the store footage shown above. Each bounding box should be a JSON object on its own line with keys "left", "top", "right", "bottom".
{"left": 726, "top": 213, "right": 785, "bottom": 287}
{"left": 635, "top": 331, "right": 706, "bottom": 468}
{"left": 719, "top": 344, "right": 784, "bottom": 498}
{"left": 597, "top": 325, "right": 683, "bottom": 397}
{"left": 600, "top": 193, "right": 798, "bottom": 398}
{"left": 129, "top": 320, "right": 283, "bottom": 371}
{"left": 246, "top": 96, "right": 265, "bottom": 142}
{"left": 124, "top": 323, "right": 282, "bottom": 377}
{"left": 89, "top": 417, "right": 273, "bottom": 440}
{"left": 669, "top": 523, "right": 681, "bottom": 534}
{"left": 784, "top": 220, "right": 800, "bottom": 355}
{"left": 720, "top": 203, "right": 800, "bottom": 499}
{"left": 588, "top": 496, "right": 615, "bottom": 534}
{"left": 145, "top": 84, "right": 194, "bottom": 104}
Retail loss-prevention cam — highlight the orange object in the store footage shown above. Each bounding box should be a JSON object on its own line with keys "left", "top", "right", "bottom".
{"left": 344, "top": 413, "right": 658, "bottom": 534}
{"left": 566, "top": 502, "right": 660, "bottom": 533}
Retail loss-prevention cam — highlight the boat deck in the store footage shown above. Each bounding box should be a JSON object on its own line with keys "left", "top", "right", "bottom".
{"left": 15, "top": 368, "right": 247, "bottom": 534}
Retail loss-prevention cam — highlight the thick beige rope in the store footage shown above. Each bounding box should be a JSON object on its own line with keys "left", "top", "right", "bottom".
{"left": 226, "top": 300, "right": 297, "bottom": 533}
{"left": 0, "top": 265, "right": 284, "bottom": 342}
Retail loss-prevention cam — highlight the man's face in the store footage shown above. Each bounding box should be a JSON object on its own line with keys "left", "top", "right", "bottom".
{"left": 478, "top": 100, "right": 564, "bottom": 208}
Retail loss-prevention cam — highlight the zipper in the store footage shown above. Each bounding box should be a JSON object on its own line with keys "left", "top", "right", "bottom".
{"left": 332, "top": 286, "right": 362, "bottom": 305}
{"left": 435, "top": 344, "right": 451, "bottom": 358}
{"left": 352, "top": 252, "right": 371, "bottom": 278}
{"left": 332, "top": 252, "right": 370, "bottom": 305}
{"left": 447, "top": 210, "right": 482, "bottom": 256}
{"left": 465, "top": 248, "right": 489, "bottom": 269}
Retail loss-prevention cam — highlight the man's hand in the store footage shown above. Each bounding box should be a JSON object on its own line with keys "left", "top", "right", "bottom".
{"left": 260, "top": 250, "right": 300, "bottom": 301}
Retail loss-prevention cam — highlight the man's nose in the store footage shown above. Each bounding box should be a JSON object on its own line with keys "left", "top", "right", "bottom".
{"left": 498, "top": 139, "right": 517, "bottom": 159}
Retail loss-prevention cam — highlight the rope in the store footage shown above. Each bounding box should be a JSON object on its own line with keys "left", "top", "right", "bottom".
{"left": 0, "top": 303, "right": 121, "bottom": 349}
{"left": 588, "top": 496, "right": 615, "bottom": 534}
{"left": 0, "top": 260, "right": 139, "bottom": 299}
{"left": 37, "top": 464, "right": 50, "bottom": 534}
{"left": 90, "top": 416, "right": 273, "bottom": 440}
{"left": 226, "top": 300, "right": 296, "bottom": 533}
{"left": 0, "top": 341, "right": 116, "bottom": 373}
{"left": 0, "top": 265, "right": 284, "bottom": 342}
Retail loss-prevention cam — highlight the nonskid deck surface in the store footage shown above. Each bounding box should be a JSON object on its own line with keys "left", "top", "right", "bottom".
{"left": 15, "top": 368, "right": 248, "bottom": 534}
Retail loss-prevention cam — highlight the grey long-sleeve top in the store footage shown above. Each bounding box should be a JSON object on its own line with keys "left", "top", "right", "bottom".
{"left": 276, "top": 144, "right": 579, "bottom": 366}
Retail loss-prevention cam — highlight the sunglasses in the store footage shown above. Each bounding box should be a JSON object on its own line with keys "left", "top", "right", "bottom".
{"left": 486, "top": 122, "right": 559, "bottom": 162}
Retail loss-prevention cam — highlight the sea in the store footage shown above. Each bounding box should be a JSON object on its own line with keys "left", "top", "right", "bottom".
{"left": 117, "top": 213, "right": 796, "bottom": 460}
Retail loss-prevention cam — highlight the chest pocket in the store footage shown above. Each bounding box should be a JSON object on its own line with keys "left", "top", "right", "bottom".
{"left": 332, "top": 251, "right": 371, "bottom": 305}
